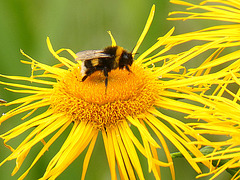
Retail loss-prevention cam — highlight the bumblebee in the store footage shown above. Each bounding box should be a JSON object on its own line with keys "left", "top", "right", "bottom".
{"left": 75, "top": 46, "right": 133, "bottom": 89}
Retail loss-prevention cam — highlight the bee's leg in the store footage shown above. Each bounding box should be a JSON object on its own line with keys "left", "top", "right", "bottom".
{"left": 103, "top": 67, "right": 108, "bottom": 94}
{"left": 81, "top": 68, "right": 95, "bottom": 82}
{"left": 82, "top": 75, "right": 88, "bottom": 82}
{"left": 125, "top": 65, "right": 132, "bottom": 72}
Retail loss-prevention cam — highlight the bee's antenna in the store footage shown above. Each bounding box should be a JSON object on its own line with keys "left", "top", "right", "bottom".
{"left": 130, "top": 46, "right": 139, "bottom": 59}
{"left": 131, "top": 46, "right": 136, "bottom": 53}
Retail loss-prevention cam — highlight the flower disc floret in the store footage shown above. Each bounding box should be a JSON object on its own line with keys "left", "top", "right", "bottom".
{"left": 50, "top": 63, "right": 159, "bottom": 129}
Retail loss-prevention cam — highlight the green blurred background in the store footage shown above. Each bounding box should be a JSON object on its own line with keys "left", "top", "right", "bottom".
{"left": 0, "top": 0, "right": 231, "bottom": 179}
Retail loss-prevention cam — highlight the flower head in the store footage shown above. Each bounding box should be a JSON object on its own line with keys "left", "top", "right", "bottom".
{"left": 52, "top": 57, "right": 158, "bottom": 129}
{"left": 0, "top": 4, "right": 231, "bottom": 180}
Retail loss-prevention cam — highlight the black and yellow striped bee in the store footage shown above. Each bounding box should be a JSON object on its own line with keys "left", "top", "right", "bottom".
{"left": 75, "top": 46, "right": 133, "bottom": 89}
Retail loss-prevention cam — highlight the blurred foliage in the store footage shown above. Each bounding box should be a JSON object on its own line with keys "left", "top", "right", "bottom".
{"left": 0, "top": 0, "right": 231, "bottom": 179}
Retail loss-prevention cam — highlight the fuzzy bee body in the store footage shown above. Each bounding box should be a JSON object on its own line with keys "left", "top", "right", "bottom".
{"left": 75, "top": 46, "right": 133, "bottom": 89}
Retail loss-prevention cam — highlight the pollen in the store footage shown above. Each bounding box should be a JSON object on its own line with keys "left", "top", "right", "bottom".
{"left": 50, "top": 63, "right": 159, "bottom": 129}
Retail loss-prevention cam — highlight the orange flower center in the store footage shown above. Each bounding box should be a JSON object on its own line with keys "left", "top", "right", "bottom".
{"left": 50, "top": 63, "right": 159, "bottom": 129}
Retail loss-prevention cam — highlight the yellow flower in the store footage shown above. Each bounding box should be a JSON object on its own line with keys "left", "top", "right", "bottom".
{"left": 167, "top": 0, "right": 240, "bottom": 99}
{"left": 0, "top": 4, "right": 232, "bottom": 180}
{"left": 179, "top": 53, "right": 240, "bottom": 179}
{"left": 166, "top": 0, "right": 240, "bottom": 179}
{"left": 168, "top": 0, "right": 240, "bottom": 45}
{"left": 182, "top": 86, "right": 240, "bottom": 179}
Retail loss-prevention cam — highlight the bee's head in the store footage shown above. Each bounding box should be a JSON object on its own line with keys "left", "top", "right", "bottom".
{"left": 121, "top": 51, "right": 133, "bottom": 66}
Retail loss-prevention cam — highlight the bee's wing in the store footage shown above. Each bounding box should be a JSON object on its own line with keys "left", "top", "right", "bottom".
{"left": 75, "top": 50, "right": 112, "bottom": 61}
